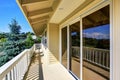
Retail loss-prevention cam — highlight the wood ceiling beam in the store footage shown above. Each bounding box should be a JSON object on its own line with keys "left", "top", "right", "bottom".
{"left": 31, "top": 20, "right": 48, "bottom": 24}
{"left": 32, "top": 20, "right": 47, "bottom": 25}
{"left": 31, "top": 16, "right": 49, "bottom": 23}
{"left": 28, "top": 7, "right": 53, "bottom": 18}
{"left": 22, "top": 0, "right": 48, "bottom": 6}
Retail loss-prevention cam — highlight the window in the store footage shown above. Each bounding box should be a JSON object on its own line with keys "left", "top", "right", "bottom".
{"left": 82, "top": 5, "right": 110, "bottom": 80}
{"left": 69, "top": 21, "right": 80, "bottom": 78}
{"left": 62, "top": 27, "right": 67, "bottom": 68}
{"left": 61, "top": 4, "right": 110, "bottom": 80}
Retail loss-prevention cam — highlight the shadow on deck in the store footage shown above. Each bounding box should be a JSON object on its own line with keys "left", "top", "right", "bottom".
{"left": 23, "top": 50, "right": 75, "bottom": 80}
{"left": 24, "top": 53, "right": 44, "bottom": 80}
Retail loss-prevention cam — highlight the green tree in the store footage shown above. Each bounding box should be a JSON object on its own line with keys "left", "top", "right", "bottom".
{"left": 8, "top": 19, "right": 21, "bottom": 41}
{"left": 25, "top": 33, "right": 34, "bottom": 48}
{"left": 9, "top": 19, "right": 21, "bottom": 34}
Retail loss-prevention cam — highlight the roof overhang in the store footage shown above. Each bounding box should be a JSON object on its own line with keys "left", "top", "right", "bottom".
{"left": 17, "top": 0, "right": 61, "bottom": 36}
{"left": 17, "top": 0, "right": 99, "bottom": 36}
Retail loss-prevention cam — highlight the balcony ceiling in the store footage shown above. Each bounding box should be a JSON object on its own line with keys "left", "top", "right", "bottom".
{"left": 50, "top": 0, "right": 86, "bottom": 23}
{"left": 17, "top": 0, "right": 96, "bottom": 36}
{"left": 17, "top": 0, "right": 61, "bottom": 36}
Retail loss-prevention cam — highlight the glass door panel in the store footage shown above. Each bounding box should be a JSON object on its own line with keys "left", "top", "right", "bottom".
{"left": 62, "top": 27, "right": 67, "bottom": 68}
{"left": 82, "top": 5, "right": 110, "bottom": 80}
{"left": 69, "top": 21, "right": 80, "bottom": 78}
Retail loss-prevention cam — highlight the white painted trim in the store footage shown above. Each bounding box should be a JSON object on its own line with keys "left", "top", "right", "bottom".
{"left": 67, "top": 25, "right": 70, "bottom": 70}
{"left": 60, "top": 26, "right": 69, "bottom": 69}
{"left": 110, "top": 0, "right": 113, "bottom": 80}
{"left": 69, "top": 17, "right": 81, "bottom": 25}
{"left": 68, "top": 17, "right": 81, "bottom": 79}
{"left": 47, "top": 24, "right": 49, "bottom": 48}
{"left": 59, "top": 26, "right": 62, "bottom": 63}
{"left": 60, "top": 23, "right": 68, "bottom": 30}
{"left": 80, "top": 17, "right": 83, "bottom": 80}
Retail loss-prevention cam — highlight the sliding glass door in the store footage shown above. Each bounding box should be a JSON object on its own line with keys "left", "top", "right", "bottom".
{"left": 82, "top": 5, "right": 110, "bottom": 80}
{"left": 61, "top": 4, "right": 110, "bottom": 80}
{"left": 62, "top": 27, "right": 67, "bottom": 68}
{"left": 69, "top": 21, "right": 80, "bottom": 78}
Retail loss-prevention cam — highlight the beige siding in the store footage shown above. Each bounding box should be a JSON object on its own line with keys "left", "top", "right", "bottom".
{"left": 113, "top": 0, "right": 120, "bottom": 80}
{"left": 48, "top": 23, "right": 59, "bottom": 60}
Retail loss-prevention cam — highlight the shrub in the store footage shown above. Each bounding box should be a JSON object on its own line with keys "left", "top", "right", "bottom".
{"left": 25, "top": 33, "right": 34, "bottom": 48}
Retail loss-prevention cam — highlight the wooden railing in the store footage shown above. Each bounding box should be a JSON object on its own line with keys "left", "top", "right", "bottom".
{"left": 0, "top": 45, "right": 34, "bottom": 80}
{"left": 72, "top": 46, "right": 110, "bottom": 69}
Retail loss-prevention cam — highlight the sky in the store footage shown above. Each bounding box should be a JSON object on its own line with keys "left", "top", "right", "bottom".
{"left": 83, "top": 24, "right": 110, "bottom": 39}
{"left": 0, "top": 0, "right": 33, "bottom": 33}
{"left": 71, "top": 24, "right": 110, "bottom": 39}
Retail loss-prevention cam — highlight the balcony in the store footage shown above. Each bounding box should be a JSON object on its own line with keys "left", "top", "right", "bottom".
{"left": 0, "top": 43, "right": 110, "bottom": 80}
{"left": 0, "top": 44, "right": 75, "bottom": 80}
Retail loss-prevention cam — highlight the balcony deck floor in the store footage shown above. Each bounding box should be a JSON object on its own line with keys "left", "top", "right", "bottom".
{"left": 24, "top": 50, "right": 75, "bottom": 80}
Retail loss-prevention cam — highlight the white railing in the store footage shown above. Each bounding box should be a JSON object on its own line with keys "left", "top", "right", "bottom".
{"left": 72, "top": 46, "right": 110, "bottom": 69}
{"left": 0, "top": 46, "right": 34, "bottom": 80}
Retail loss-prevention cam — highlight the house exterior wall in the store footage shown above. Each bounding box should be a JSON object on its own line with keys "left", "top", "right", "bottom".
{"left": 113, "top": 0, "right": 120, "bottom": 80}
{"left": 40, "top": 0, "right": 120, "bottom": 79}
{"left": 58, "top": 0, "right": 120, "bottom": 80}
{"left": 47, "top": 23, "right": 59, "bottom": 60}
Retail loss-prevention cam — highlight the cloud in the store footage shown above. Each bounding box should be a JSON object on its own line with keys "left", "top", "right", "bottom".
{"left": 83, "top": 32, "right": 109, "bottom": 39}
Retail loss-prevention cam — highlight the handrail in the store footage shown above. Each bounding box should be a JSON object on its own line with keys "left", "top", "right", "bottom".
{"left": 72, "top": 46, "right": 110, "bottom": 69}
{"left": 0, "top": 45, "right": 34, "bottom": 80}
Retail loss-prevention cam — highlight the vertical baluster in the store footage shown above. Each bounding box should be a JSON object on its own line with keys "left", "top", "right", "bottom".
{"left": 89, "top": 49, "right": 91, "bottom": 61}
{"left": 108, "top": 52, "right": 110, "bottom": 68}
{"left": 96, "top": 50, "right": 98, "bottom": 64}
{"left": 19, "top": 60, "right": 21, "bottom": 80}
{"left": 22, "top": 57, "right": 24, "bottom": 79}
{"left": 13, "top": 67, "right": 15, "bottom": 80}
{"left": 11, "top": 69, "right": 14, "bottom": 80}
{"left": 88, "top": 50, "right": 91, "bottom": 61}
{"left": 13, "top": 67, "right": 16, "bottom": 80}
{"left": 95, "top": 50, "right": 97, "bottom": 64}
{"left": 107, "top": 52, "right": 110, "bottom": 68}
{"left": 15, "top": 66, "right": 18, "bottom": 80}
{"left": 106, "top": 52, "right": 108, "bottom": 68}
{"left": 102, "top": 52, "right": 105, "bottom": 67}
{"left": 83, "top": 47, "right": 85, "bottom": 59}
{"left": 5, "top": 75, "right": 7, "bottom": 80}
{"left": 17, "top": 63, "right": 20, "bottom": 80}
{"left": 92, "top": 49, "right": 94, "bottom": 63}
{"left": 88, "top": 48, "right": 90, "bottom": 61}
{"left": 94, "top": 49, "right": 96, "bottom": 63}
{"left": 107, "top": 52, "right": 109, "bottom": 68}
{"left": 83, "top": 48, "right": 86, "bottom": 59}
{"left": 87, "top": 48, "right": 89, "bottom": 60}
{"left": 90, "top": 51, "right": 92, "bottom": 61}
{"left": 86, "top": 47, "right": 87, "bottom": 60}
{"left": 7, "top": 72, "right": 11, "bottom": 80}
{"left": 104, "top": 52, "right": 106, "bottom": 67}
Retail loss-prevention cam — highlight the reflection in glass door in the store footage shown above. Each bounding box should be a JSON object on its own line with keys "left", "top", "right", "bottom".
{"left": 82, "top": 5, "right": 110, "bottom": 80}
{"left": 62, "top": 27, "right": 67, "bottom": 68}
{"left": 69, "top": 21, "right": 80, "bottom": 78}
